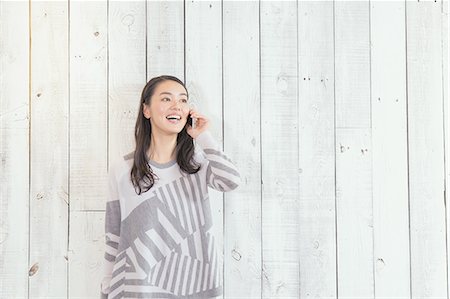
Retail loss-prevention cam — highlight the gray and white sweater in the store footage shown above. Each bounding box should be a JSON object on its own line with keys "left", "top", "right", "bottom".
{"left": 100, "top": 130, "right": 241, "bottom": 299}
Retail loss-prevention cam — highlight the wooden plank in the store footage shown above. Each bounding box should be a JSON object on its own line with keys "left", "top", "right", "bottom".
{"left": 443, "top": 0, "right": 449, "bottom": 295}
{"left": 68, "top": 211, "right": 105, "bottom": 298}
{"left": 105, "top": 3, "right": 146, "bottom": 296}
{"left": 370, "top": 1, "right": 410, "bottom": 297}
{"left": 109, "top": 0, "right": 146, "bottom": 161}
{"left": 335, "top": 1, "right": 371, "bottom": 128}
{"left": 406, "top": 1, "right": 447, "bottom": 297}
{"left": 147, "top": 0, "right": 184, "bottom": 80}
{"left": 223, "top": 1, "right": 261, "bottom": 298}
{"left": 297, "top": 2, "right": 336, "bottom": 298}
{"left": 260, "top": 1, "right": 299, "bottom": 298}
{"left": 69, "top": 1, "right": 107, "bottom": 212}
{"left": 184, "top": 1, "right": 223, "bottom": 298}
{"left": 29, "top": 1, "right": 69, "bottom": 297}
{"left": 0, "top": 1, "right": 29, "bottom": 297}
{"left": 335, "top": 129, "right": 373, "bottom": 297}
{"left": 335, "top": 1, "right": 373, "bottom": 298}
{"left": 68, "top": 1, "right": 107, "bottom": 298}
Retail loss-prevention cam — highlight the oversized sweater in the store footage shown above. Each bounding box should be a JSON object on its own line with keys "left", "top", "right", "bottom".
{"left": 100, "top": 130, "right": 241, "bottom": 299}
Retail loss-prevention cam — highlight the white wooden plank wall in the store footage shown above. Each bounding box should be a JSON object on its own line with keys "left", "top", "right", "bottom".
{"left": 29, "top": 1, "right": 69, "bottom": 298}
{"left": 407, "top": 1, "right": 447, "bottom": 298}
{"left": 371, "top": 2, "right": 410, "bottom": 298}
{"left": 185, "top": 1, "right": 223, "bottom": 298}
{"left": 69, "top": 1, "right": 108, "bottom": 297}
{"left": 223, "top": 2, "right": 261, "bottom": 299}
{"left": 298, "top": 2, "right": 335, "bottom": 298}
{"left": 0, "top": 1, "right": 448, "bottom": 299}
{"left": 0, "top": 1, "right": 29, "bottom": 298}
{"left": 335, "top": 1, "right": 373, "bottom": 297}
{"left": 261, "top": 1, "right": 298, "bottom": 299}
{"left": 444, "top": 0, "right": 449, "bottom": 296}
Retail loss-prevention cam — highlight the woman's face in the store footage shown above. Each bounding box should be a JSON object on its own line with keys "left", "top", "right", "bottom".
{"left": 143, "top": 80, "right": 190, "bottom": 135}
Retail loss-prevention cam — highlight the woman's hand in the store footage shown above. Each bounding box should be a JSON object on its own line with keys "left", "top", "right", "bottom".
{"left": 186, "top": 108, "right": 210, "bottom": 139}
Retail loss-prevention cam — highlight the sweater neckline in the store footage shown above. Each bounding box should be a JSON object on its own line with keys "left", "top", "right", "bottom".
{"left": 148, "top": 159, "right": 177, "bottom": 169}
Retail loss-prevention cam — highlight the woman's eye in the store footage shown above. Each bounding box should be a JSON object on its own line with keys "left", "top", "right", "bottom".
{"left": 163, "top": 97, "right": 170, "bottom": 101}
{"left": 182, "top": 99, "right": 188, "bottom": 103}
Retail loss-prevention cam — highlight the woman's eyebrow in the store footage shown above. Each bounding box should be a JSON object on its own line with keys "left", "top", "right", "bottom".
{"left": 159, "top": 91, "right": 188, "bottom": 97}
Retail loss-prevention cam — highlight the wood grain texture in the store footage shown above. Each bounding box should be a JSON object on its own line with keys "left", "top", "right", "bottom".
{"left": 68, "top": 1, "right": 108, "bottom": 298}
{"left": 335, "top": 1, "right": 374, "bottom": 298}
{"left": 298, "top": 2, "right": 336, "bottom": 299}
{"left": 370, "top": 1, "right": 410, "bottom": 297}
{"left": 407, "top": 1, "right": 447, "bottom": 298}
{"left": 0, "top": 1, "right": 29, "bottom": 298}
{"left": 69, "top": 1, "right": 107, "bottom": 212}
{"left": 109, "top": 1, "right": 146, "bottom": 162}
{"left": 147, "top": 0, "right": 184, "bottom": 80}
{"left": 335, "top": 1, "right": 371, "bottom": 129}
{"left": 68, "top": 211, "right": 104, "bottom": 298}
{"left": 223, "top": 1, "right": 261, "bottom": 299}
{"left": 261, "top": 1, "right": 299, "bottom": 298}
{"left": 29, "top": 1, "right": 69, "bottom": 297}
{"left": 0, "top": 1, "right": 448, "bottom": 298}
{"left": 185, "top": 1, "right": 223, "bottom": 298}
{"left": 444, "top": 0, "right": 449, "bottom": 295}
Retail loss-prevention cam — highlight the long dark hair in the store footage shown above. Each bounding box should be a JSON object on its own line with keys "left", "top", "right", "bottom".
{"left": 131, "top": 75, "right": 201, "bottom": 195}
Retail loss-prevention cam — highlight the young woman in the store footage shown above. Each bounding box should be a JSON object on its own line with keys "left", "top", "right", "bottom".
{"left": 100, "top": 75, "right": 241, "bottom": 299}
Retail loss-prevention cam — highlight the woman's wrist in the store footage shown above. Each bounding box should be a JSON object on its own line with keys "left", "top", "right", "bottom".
{"left": 194, "top": 130, "right": 218, "bottom": 150}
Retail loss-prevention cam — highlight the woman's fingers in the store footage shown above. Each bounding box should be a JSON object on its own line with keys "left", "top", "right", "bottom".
{"left": 189, "top": 110, "right": 207, "bottom": 120}
{"left": 189, "top": 109, "right": 209, "bottom": 133}
{"left": 186, "top": 108, "right": 210, "bottom": 137}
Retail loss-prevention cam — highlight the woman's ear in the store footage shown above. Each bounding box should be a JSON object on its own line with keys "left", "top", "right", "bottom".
{"left": 143, "top": 103, "right": 151, "bottom": 119}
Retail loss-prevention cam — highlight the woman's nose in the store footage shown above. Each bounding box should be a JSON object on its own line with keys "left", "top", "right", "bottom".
{"left": 172, "top": 99, "right": 187, "bottom": 109}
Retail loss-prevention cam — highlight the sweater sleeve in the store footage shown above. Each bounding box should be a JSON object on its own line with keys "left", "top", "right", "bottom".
{"left": 100, "top": 160, "right": 122, "bottom": 299}
{"left": 194, "top": 130, "right": 241, "bottom": 192}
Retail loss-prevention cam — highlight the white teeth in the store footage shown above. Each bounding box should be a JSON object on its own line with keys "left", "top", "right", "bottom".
{"left": 166, "top": 115, "right": 181, "bottom": 120}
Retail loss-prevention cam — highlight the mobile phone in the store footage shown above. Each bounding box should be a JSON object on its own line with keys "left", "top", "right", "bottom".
{"left": 187, "top": 113, "right": 196, "bottom": 129}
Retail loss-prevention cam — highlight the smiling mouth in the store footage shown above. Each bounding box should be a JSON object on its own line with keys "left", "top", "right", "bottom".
{"left": 166, "top": 117, "right": 182, "bottom": 124}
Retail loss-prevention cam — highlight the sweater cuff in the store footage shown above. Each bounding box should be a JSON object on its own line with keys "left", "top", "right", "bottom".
{"left": 195, "top": 130, "right": 220, "bottom": 150}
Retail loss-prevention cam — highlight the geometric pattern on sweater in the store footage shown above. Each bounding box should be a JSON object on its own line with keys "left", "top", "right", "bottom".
{"left": 101, "top": 130, "right": 240, "bottom": 299}
{"left": 105, "top": 172, "right": 223, "bottom": 298}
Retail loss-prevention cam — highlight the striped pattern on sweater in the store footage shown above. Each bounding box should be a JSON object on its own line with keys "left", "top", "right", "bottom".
{"left": 100, "top": 130, "right": 241, "bottom": 299}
